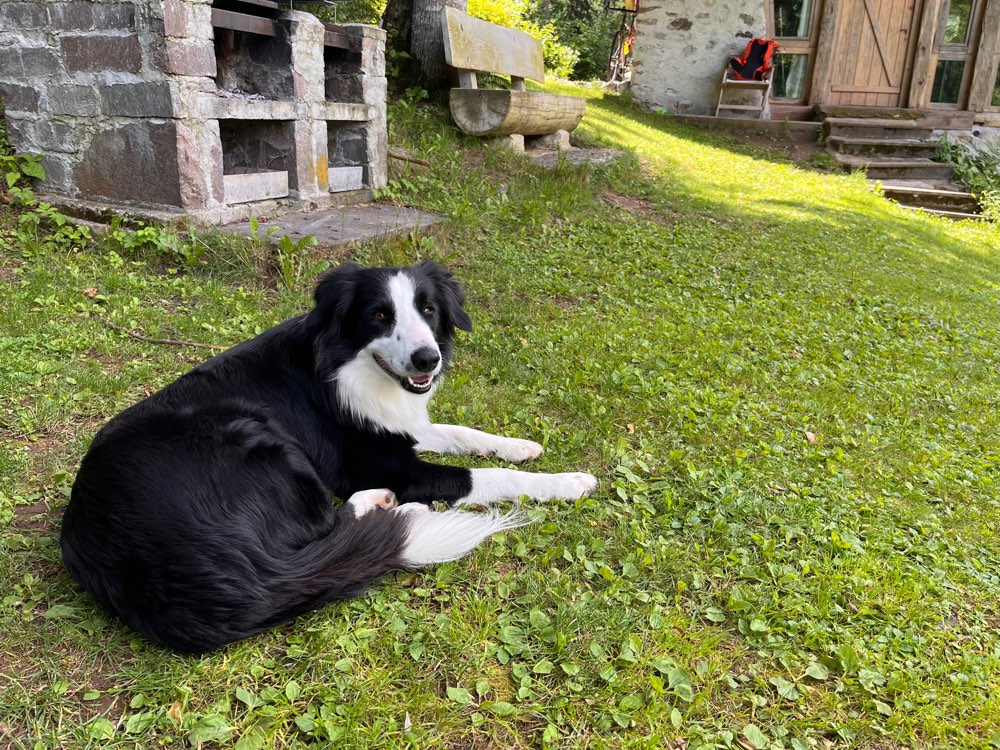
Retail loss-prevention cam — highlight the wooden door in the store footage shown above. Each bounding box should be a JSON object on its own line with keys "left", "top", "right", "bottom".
{"left": 827, "top": 0, "right": 921, "bottom": 105}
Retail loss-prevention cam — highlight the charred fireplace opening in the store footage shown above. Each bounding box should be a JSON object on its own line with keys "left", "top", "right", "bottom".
{"left": 214, "top": 28, "right": 294, "bottom": 100}
{"left": 219, "top": 120, "right": 293, "bottom": 203}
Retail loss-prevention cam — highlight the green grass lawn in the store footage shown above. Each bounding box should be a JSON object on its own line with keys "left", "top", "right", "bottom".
{"left": 2, "top": 86, "right": 1000, "bottom": 749}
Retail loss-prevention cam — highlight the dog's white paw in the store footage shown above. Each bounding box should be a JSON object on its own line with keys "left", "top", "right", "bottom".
{"left": 544, "top": 472, "right": 598, "bottom": 501}
{"left": 348, "top": 489, "right": 398, "bottom": 518}
{"left": 491, "top": 438, "right": 544, "bottom": 463}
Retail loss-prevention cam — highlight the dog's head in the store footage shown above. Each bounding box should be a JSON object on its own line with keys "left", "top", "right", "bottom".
{"left": 307, "top": 261, "right": 473, "bottom": 396}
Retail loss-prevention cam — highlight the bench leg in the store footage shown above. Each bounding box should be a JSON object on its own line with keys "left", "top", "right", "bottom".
{"left": 526, "top": 130, "right": 571, "bottom": 151}
{"left": 483, "top": 134, "right": 525, "bottom": 152}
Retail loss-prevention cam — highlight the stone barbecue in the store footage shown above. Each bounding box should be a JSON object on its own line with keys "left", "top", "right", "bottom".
{"left": 0, "top": 0, "right": 388, "bottom": 223}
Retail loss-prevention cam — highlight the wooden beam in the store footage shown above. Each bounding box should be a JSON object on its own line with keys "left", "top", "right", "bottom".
{"left": 967, "top": 0, "right": 1000, "bottom": 111}
{"left": 211, "top": 8, "right": 277, "bottom": 37}
{"left": 908, "top": 0, "right": 943, "bottom": 107}
{"left": 323, "top": 26, "right": 349, "bottom": 49}
{"left": 809, "top": 0, "right": 841, "bottom": 105}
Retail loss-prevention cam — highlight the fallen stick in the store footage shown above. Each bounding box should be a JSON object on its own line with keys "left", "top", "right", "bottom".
{"left": 95, "top": 314, "right": 226, "bottom": 351}
{"left": 388, "top": 149, "right": 431, "bottom": 168}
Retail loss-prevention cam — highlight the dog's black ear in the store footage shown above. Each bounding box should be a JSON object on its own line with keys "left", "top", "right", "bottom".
{"left": 306, "top": 262, "right": 363, "bottom": 335}
{"left": 418, "top": 260, "right": 472, "bottom": 332}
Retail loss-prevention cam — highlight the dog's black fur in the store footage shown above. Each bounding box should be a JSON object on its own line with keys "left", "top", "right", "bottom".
{"left": 61, "top": 262, "right": 484, "bottom": 652}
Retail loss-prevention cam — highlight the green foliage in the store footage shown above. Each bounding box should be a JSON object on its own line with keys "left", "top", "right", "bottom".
{"left": 522, "top": 0, "right": 620, "bottom": 80}
{"left": 306, "top": 0, "right": 385, "bottom": 25}
{"left": 103, "top": 217, "right": 206, "bottom": 266}
{"left": 936, "top": 136, "right": 1000, "bottom": 219}
{"left": 3, "top": 152, "right": 92, "bottom": 254}
{"left": 468, "top": 0, "right": 580, "bottom": 79}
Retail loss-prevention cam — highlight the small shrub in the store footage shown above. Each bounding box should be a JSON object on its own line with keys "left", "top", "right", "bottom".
{"left": 936, "top": 136, "right": 1000, "bottom": 220}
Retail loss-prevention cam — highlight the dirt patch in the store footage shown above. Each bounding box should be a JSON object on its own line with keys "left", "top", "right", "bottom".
{"left": 734, "top": 131, "right": 826, "bottom": 166}
{"left": 602, "top": 190, "right": 664, "bottom": 221}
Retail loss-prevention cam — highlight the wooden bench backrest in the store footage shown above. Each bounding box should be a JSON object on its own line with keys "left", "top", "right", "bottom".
{"left": 441, "top": 7, "right": 545, "bottom": 84}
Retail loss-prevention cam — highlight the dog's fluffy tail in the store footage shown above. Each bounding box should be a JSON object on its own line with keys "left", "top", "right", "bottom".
{"left": 399, "top": 506, "right": 529, "bottom": 566}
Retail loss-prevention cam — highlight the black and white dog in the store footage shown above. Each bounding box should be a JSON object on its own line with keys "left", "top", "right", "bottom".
{"left": 61, "top": 262, "right": 596, "bottom": 652}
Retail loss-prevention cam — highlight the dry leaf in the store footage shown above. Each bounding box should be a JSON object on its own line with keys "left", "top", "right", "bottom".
{"left": 404, "top": 712, "right": 412, "bottom": 731}
{"left": 627, "top": 423, "right": 636, "bottom": 434}
{"left": 768, "top": 485, "right": 786, "bottom": 495}
{"left": 805, "top": 431, "right": 817, "bottom": 444}
{"left": 83, "top": 288, "right": 98, "bottom": 298}
{"left": 168, "top": 700, "right": 183, "bottom": 725}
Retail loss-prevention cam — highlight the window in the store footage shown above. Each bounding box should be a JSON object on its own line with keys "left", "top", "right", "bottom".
{"left": 931, "top": 59, "right": 966, "bottom": 104}
{"left": 773, "top": 0, "right": 814, "bottom": 38}
{"left": 772, "top": 53, "right": 809, "bottom": 99}
{"left": 768, "top": 0, "right": 818, "bottom": 102}
{"left": 942, "top": 0, "right": 973, "bottom": 44}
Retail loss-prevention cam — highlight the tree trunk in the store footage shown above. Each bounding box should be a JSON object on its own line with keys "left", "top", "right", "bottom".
{"left": 383, "top": 0, "right": 467, "bottom": 92}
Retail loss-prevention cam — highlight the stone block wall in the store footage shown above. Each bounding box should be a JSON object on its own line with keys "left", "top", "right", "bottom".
{"left": 630, "top": 0, "right": 765, "bottom": 115}
{"left": 0, "top": 0, "right": 388, "bottom": 223}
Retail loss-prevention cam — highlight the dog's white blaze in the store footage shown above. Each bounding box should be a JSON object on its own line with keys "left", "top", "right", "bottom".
{"left": 374, "top": 273, "right": 441, "bottom": 377}
{"left": 334, "top": 272, "right": 444, "bottom": 434}
{"left": 399, "top": 507, "right": 528, "bottom": 566}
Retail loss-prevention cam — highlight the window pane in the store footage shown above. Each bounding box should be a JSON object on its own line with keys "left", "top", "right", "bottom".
{"left": 942, "top": 0, "right": 973, "bottom": 44}
{"left": 772, "top": 53, "right": 809, "bottom": 99}
{"left": 930, "top": 59, "right": 965, "bottom": 103}
{"left": 993, "top": 64, "right": 1000, "bottom": 106}
{"left": 774, "top": 0, "right": 814, "bottom": 38}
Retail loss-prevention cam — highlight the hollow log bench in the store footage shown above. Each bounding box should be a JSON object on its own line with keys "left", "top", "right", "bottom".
{"left": 440, "top": 7, "right": 586, "bottom": 150}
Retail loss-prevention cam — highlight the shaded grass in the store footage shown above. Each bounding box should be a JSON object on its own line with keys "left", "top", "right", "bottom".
{"left": 2, "top": 85, "right": 1000, "bottom": 749}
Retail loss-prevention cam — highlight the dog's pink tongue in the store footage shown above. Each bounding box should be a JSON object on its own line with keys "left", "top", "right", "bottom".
{"left": 411, "top": 375, "right": 432, "bottom": 385}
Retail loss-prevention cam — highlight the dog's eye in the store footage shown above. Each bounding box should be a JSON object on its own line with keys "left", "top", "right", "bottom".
{"left": 422, "top": 305, "right": 435, "bottom": 317}
{"left": 373, "top": 310, "right": 387, "bottom": 321}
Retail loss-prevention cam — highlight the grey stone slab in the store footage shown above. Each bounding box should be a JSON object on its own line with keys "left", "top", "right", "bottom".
{"left": 223, "top": 204, "right": 443, "bottom": 247}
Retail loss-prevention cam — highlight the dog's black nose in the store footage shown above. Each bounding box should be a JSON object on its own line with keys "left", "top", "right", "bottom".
{"left": 410, "top": 347, "right": 441, "bottom": 373}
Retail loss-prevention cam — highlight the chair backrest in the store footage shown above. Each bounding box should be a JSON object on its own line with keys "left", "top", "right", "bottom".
{"left": 441, "top": 7, "right": 545, "bottom": 83}
{"left": 729, "top": 38, "right": 778, "bottom": 81}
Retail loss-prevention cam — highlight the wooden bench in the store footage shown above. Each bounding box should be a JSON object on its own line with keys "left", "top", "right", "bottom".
{"left": 440, "top": 7, "right": 585, "bottom": 147}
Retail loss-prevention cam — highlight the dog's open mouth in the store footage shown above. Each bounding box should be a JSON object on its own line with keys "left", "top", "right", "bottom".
{"left": 373, "top": 355, "right": 435, "bottom": 394}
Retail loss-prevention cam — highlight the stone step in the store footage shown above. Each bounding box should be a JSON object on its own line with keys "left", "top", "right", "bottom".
{"left": 879, "top": 183, "right": 980, "bottom": 213}
{"left": 824, "top": 117, "right": 935, "bottom": 140}
{"left": 832, "top": 153, "right": 954, "bottom": 180}
{"left": 902, "top": 205, "right": 982, "bottom": 221}
{"left": 827, "top": 135, "right": 940, "bottom": 159}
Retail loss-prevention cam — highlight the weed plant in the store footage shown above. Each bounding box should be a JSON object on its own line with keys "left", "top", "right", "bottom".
{"left": 2, "top": 87, "right": 1000, "bottom": 749}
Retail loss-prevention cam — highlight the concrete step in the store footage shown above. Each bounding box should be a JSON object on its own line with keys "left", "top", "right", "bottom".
{"left": 879, "top": 183, "right": 980, "bottom": 213}
{"left": 824, "top": 117, "right": 935, "bottom": 140}
{"left": 832, "top": 153, "right": 954, "bottom": 180}
{"left": 827, "top": 135, "right": 940, "bottom": 159}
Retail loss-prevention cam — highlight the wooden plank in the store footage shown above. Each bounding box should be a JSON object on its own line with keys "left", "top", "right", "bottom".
{"left": 211, "top": 8, "right": 276, "bottom": 37}
{"left": 863, "top": 0, "right": 898, "bottom": 86}
{"left": 441, "top": 7, "right": 544, "bottom": 82}
{"left": 967, "top": 0, "right": 1000, "bottom": 111}
{"left": 449, "top": 89, "right": 584, "bottom": 136}
{"left": 908, "top": 0, "right": 943, "bottom": 106}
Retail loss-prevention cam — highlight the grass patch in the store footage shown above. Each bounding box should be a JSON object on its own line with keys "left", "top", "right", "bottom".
{"left": 2, "top": 86, "right": 1000, "bottom": 749}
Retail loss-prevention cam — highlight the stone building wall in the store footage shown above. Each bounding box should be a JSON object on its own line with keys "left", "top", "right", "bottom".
{"left": 0, "top": 0, "right": 387, "bottom": 224}
{"left": 630, "top": 0, "right": 766, "bottom": 115}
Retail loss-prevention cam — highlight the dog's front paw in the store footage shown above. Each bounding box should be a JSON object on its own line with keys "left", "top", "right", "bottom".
{"left": 348, "top": 489, "right": 398, "bottom": 518}
{"left": 549, "top": 472, "right": 598, "bottom": 500}
{"left": 492, "top": 438, "right": 544, "bottom": 463}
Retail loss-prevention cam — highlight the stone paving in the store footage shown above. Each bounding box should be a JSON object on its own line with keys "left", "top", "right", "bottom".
{"left": 223, "top": 204, "right": 443, "bottom": 248}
